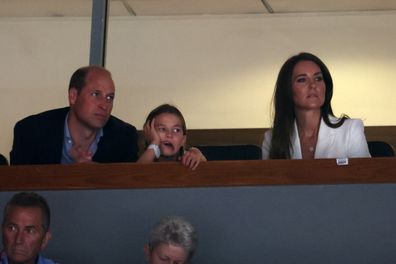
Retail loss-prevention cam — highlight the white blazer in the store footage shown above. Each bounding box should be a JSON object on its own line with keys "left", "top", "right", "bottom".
{"left": 262, "top": 116, "right": 371, "bottom": 159}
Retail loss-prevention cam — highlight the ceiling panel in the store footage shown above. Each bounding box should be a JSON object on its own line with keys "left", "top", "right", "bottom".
{"left": 0, "top": 0, "right": 92, "bottom": 17}
{"left": 0, "top": 0, "right": 395, "bottom": 17}
{"left": 126, "top": 0, "right": 268, "bottom": 16}
{"left": 0, "top": 0, "right": 131, "bottom": 17}
{"left": 267, "top": 0, "right": 396, "bottom": 13}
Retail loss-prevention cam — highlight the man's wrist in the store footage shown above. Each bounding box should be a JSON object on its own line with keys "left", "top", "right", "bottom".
{"left": 148, "top": 144, "right": 161, "bottom": 159}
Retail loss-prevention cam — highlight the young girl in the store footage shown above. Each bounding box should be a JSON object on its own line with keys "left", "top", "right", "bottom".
{"left": 138, "top": 104, "right": 206, "bottom": 170}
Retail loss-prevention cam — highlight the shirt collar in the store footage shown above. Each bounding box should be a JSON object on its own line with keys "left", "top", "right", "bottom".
{"left": 64, "top": 113, "right": 103, "bottom": 143}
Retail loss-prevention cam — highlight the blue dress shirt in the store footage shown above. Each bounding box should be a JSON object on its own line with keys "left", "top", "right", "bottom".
{"left": 61, "top": 114, "right": 103, "bottom": 164}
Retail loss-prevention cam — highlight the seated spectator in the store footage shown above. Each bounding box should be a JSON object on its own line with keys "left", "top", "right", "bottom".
{"left": 10, "top": 65, "right": 138, "bottom": 165}
{"left": 138, "top": 104, "right": 206, "bottom": 170}
{"left": 144, "top": 215, "right": 197, "bottom": 264}
{"left": 262, "top": 52, "right": 371, "bottom": 159}
{"left": 1, "top": 192, "right": 56, "bottom": 264}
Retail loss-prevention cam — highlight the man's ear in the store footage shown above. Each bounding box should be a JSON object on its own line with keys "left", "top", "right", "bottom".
{"left": 40, "top": 231, "right": 52, "bottom": 251}
{"left": 144, "top": 244, "right": 151, "bottom": 261}
{"left": 69, "top": 88, "right": 78, "bottom": 105}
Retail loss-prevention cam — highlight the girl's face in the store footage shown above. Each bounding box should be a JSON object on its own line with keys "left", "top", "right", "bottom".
{"left": 291, "top": 60, "right": 326, "bottom": 112}
{"left": 154, "top": 113, "right": 186, "bottom": 157}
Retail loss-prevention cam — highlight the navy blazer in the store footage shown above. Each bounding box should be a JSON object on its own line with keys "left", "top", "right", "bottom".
{"left": 10, "top": 107, "right": 139, "bottom": 165}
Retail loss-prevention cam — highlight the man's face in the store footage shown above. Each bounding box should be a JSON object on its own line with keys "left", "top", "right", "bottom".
{"left": 2, "top": 206, "right": 51, "bottom": 264}
{"left": 69, "top": 69, "right": 115, "bottom": 131}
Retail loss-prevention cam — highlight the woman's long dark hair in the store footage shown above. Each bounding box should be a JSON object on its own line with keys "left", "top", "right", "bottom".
{"left": 269, "top": 52, "right": 347, "bottom": 159}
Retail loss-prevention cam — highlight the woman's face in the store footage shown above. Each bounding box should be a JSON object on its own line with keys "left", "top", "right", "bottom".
{"left": 154, "top": 113, "right": 186, "bottom": 157}
{"left": 291, "top": 60, "right": 326, "bottom": 112}
{"left": 145, "top": 243, "right": 188, "bottom": 264}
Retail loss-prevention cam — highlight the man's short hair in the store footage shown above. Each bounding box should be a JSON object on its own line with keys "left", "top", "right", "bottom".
{"left": 2, "top": 192, "right": 51, "bottom": 232}
{"left": 68, "top": 65, "right": 110, "bottom": 93}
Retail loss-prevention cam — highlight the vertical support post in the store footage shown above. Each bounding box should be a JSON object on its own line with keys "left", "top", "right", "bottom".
{"left": 261, "top": 0, "right": 274, "bottom": 13}
{"left": 89, "top": 0, "right": 109, "bottom": 66}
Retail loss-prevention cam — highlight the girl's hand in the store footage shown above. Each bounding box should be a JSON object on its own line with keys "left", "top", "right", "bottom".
{"left": 180, "top": 147, "right": 207, "bottom": 170}
{"left": 144, "top": 118, "right": 160, "bottom": 145}
{"left": 137, "top": 119, "right": 161, "bottom": 164}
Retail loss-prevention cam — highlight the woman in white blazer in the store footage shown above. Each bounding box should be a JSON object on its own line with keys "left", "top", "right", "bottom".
{"left": 262, "top": 52, "right": 371, "bottom": 159}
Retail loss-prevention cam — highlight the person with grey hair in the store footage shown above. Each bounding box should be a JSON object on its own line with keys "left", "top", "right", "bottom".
{"left": 1, "top": 192, "right": 56, "bottom": 264}
{"left": 144, "top": 215, "right": 197, "bottom": 264}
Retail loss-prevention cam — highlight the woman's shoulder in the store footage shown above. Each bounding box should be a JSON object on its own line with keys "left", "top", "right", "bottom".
{"left": 263, "top": 129, "right": 272, "bottom": 141}
{"left": 323, "top": 116, "right": 366, "bottom": 139}
{"left": 327, "top": 116, "right": 364, "bottom": 127}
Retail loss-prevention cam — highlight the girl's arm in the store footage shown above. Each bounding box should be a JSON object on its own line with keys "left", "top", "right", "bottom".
{"left": 137, "top": 119, "right": 161, "bottom": 163}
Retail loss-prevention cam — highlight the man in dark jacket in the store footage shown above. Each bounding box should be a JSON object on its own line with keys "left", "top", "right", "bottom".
{"left": 10, "top": 66, "right": 138, "bottom": 165}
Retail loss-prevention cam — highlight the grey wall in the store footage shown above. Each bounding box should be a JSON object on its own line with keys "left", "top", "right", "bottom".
{"left": 1, "top": 184, "right": 396, "bottom": 264}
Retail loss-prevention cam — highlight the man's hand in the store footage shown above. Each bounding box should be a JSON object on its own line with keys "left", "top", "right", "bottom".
{"left": 69, "top": 145, "right": 93, "bottom": 163}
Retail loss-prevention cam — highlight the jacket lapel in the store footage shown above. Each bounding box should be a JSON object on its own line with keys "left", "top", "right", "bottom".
{"left": 291, "top": 122, "right": 302, "bottom": 159}
{"left": 314, "top": 118, "right": 336, "bottom": 158}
